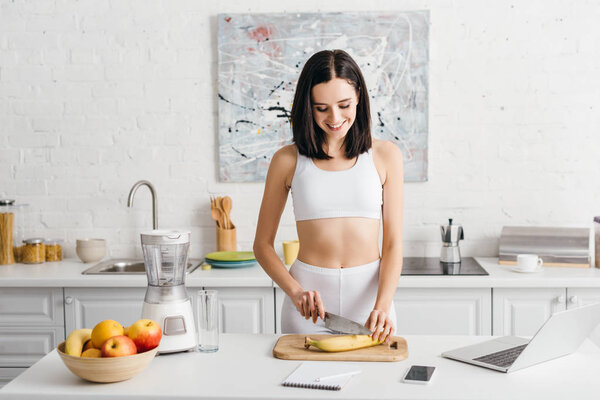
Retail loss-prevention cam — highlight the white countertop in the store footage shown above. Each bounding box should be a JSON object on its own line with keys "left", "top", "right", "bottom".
{"left": 2, "top": 333, "right": 599, "bottom": 399}
{"left": 0, "top": 259, "right": 272, "bottom": 287}
{"left": 1, "top": 257, "right": 600, "bottom": 288}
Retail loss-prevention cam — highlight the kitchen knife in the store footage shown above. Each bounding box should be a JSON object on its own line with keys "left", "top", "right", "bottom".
{"left": 324, "top": 312, "right": 372, "bottom": 335}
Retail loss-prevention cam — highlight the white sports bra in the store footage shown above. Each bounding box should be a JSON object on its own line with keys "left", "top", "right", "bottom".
{"left": 290, "top": 148, "right": 383, "bottom": 221}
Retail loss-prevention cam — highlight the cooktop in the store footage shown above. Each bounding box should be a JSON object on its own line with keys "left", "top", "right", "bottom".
{"left": 401, "top": 257, "right": 488, "bottom": 276}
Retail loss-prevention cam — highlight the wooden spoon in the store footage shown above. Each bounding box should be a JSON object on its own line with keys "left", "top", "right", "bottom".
{"left": 221, "top": 196, "right": 233, "bottom": 229}
{"left": 210, "top": 207, "right": 222, "bottom": 228}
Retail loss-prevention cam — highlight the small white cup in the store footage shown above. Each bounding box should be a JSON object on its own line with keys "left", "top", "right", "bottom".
{"left": 517, "top": 254, "right": 543, "bottom": 271}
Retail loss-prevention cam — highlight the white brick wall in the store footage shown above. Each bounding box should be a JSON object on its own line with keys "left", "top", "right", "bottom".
{"left": 1, "top": 0, "right": 599, "bottom": 261}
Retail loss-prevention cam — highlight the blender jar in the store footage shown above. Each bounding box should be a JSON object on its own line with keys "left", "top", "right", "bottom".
{"left": 141, "top": 230, "right": 190, "bottom": 287}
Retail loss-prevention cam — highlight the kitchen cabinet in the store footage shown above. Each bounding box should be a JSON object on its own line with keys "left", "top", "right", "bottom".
{"left": 492, "top": 287, "right": 600, "bottom": 336}
{"left": 64, "top": 288, "right": 146, "bottom": 333}
{"left": 393, "top": 288, "right": 492, "bottom": 335}
{"left": 0, "top": 367, "right": 25, "bottom": 389}
{"left": 64, "top": 287, "right": 276, "bottom": 335}
{"left": 0, "top": 288, "right": 64, "bottom": 371}
{"left": 205, "top": 287, "right": 274, "bottom": 334}
{"left": 492, "top": 288, "right": 565, "bottom": 336}
{"left": 564, "top": 288, "right": 600, "bottom": 344}
{"left": 275, "top": 288, "right": 284, "bottom": 334}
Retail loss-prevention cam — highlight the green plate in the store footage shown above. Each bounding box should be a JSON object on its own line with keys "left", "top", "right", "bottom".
{"left": 204, "top": 251, "right": 256, "bottom": 262}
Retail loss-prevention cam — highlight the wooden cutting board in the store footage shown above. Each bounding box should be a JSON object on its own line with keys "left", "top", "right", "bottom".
{"left": 273, "top": 334, "right": 408, "bottom": 362}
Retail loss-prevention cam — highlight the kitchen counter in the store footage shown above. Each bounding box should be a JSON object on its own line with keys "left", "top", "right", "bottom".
{"left": 0, "top": 259, "right": 273, "bottom": 287}
{"left": 1, "top": 333, "right": 599, "bottom": 399}
{"left": 1, "top": 257, "right": 600, "bottom": 288}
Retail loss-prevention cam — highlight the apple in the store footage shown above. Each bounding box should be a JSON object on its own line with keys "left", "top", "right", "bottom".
{"left": 81, "top": 348, "right": 102, "bottom": 358}
{"left": 101, "top": 335, "right": 137, "bottom": 357}
{"left": 91, "top": 319, "right": 124, "bottom": 349}
{"left": 127, "top": 319, "right": 162, "bottom": 352}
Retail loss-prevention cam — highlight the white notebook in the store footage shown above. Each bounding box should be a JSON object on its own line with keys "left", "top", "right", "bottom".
{"left": 282, "top": 361, "right": 362, "bottom": 391}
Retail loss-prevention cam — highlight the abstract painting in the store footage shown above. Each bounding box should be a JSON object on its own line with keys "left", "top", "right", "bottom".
{"left": 217, "top": 11, "right": 429, "bottom": 182}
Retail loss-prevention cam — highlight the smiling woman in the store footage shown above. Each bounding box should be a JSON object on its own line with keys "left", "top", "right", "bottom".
{"left": 253, "top": 49, "right": 404, "bottom": 343}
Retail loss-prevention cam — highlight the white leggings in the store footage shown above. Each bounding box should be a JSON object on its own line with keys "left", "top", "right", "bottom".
{"left": 281, "top": 258, "right": 397, "bottom": 334}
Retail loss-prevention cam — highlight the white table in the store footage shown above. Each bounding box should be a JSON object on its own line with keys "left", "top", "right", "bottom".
{"left": 1, "top": 334, "right": 599, "bottom": 399}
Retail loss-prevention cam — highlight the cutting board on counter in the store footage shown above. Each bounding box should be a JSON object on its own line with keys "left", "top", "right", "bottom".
{"left": 273, "top": 334, "right": 408, "bottom": 362}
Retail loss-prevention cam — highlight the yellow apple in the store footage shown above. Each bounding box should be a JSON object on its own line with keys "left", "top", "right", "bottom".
{"left": 91, "top": 320, "right": 124, "bottom": 349}
{"left": 81, "top": 348, "right": 102, "bottom": 358}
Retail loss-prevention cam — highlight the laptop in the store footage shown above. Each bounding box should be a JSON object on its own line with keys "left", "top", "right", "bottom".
{"left": 442, "top": 302, "right": 600, "bottom": 372}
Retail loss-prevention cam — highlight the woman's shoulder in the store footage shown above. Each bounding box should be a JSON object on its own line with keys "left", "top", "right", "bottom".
{"left": 272, "top": 144, "right": 298, "bottom": 165}
{"left": 372, "top": 139, "right": 403, "bottom": 162}
{"left": 269, "top": 144, "right": 299, "bottom": 181}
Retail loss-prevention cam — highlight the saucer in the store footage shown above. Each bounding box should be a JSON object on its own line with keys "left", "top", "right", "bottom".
{"left": 510, "top": 266, "right": 543, "bottom": 274}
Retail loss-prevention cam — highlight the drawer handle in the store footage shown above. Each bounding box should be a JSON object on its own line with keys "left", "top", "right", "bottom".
{"left": 65, "top": 296, "right": 73, "bottom": 305}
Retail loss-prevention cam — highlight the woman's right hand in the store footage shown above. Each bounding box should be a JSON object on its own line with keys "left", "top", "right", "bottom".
{"left": 291, "top": 289, "right": 325, "bottom": 323}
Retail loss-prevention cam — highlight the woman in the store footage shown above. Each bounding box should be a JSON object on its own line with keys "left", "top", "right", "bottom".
{"left": 253, "top": 49, "right": 404, "bottom": 342}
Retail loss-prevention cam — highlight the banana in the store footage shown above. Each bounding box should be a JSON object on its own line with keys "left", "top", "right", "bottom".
{"left": 65, "top": 329, "right": 92, "bottom": 357}
{"left": 304, "top": 334, "right": 383, "bottom": 352}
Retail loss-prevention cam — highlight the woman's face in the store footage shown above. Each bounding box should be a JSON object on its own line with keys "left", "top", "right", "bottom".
{"left": 311, "top": 77, "right": 359, "bottom": 141}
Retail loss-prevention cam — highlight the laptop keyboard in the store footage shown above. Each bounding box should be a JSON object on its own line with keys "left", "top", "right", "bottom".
{"left": 473, "top": 344, "right": 528, "bottom": 368}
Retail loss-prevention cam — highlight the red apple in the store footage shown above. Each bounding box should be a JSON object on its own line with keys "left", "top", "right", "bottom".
{"left": 127, "top": 319, "right": 162, "bottom": 352}
{"left": 100, "top": 335, "right": 137, "bottom": 357}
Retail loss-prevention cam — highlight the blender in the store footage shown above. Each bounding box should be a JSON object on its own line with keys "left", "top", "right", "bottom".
{"left": 140, "top": 230, "right": 196, "bottom": 353}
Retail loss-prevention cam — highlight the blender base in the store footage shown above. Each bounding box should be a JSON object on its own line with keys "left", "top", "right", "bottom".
{"left": 142, "top": 299, "right": 197, "bottom": 354}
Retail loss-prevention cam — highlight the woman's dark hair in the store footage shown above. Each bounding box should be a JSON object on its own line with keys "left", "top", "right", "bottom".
{"left": 291, "top": 49, "right": 371, "bottom": 160}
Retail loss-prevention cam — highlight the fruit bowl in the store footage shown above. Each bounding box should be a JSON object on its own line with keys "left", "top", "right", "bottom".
{"left": 56, "top": 342, "right": 158, "bottom": 383}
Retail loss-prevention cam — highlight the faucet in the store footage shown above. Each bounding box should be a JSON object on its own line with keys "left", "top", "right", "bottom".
{"left": 127, "top": 180, "right": 158, "bottom": 230}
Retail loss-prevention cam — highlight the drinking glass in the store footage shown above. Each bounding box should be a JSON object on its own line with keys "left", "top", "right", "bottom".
{"left": 197, "top": 290, "right": 219, "bottom": 352}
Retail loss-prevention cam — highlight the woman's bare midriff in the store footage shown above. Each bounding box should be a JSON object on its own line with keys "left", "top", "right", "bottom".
{"left": 296, "top": 217, "right": 381, "bottom": 268}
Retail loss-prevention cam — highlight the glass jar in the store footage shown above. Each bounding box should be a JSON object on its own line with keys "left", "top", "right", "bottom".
{"left": 21, "top": 238, "right": 45, "bottom": 264}
{"left": 0, "top": 200, "right": 15, "bottom": 265}
{"left": 594, "top": 217, "right": 600, "bottom": 268}
{"left": 44, "top": 239, "right": 63, "bottom": 262}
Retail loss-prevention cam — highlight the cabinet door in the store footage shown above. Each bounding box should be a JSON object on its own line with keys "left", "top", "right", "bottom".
{"left": 566, "top": 288, "right": 600, "bottom": 347}
{"left": 275, "top": 288, "right": 284, "bottom": 334}
{"left": 203, "top": 287, "right": 274, "bottom": 334}
{"left": 64, "top": 288, "right": 146, "bottom": 333}
{"left": 393, "top": 288, "right": 492, "bottom": 335}
{"left": 493, "top": 288, "right": 566, "bottom": 336}
{"left": 0, "top": 288, "right": 64, "bottom": 326}
{"left": 0, "top": 368, "right": 26, "bottom": 388}
{"left": 0, "top": 327, "right": 64, "bottom": 367}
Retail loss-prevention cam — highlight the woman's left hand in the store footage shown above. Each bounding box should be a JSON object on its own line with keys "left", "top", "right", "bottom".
{"left": 365, "top": 309, "right": 394, "bottom": 343}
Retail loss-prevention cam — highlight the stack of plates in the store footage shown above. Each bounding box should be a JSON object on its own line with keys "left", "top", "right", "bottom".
{"left": 204, "top": 251, "right": 257, "bottom": 268}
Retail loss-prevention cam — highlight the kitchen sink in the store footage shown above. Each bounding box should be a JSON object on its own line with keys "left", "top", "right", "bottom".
{"left": 81, "top": 259, "right": 202, "bottom": 275}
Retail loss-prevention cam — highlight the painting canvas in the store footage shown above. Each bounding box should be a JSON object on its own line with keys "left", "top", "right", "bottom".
{"left": 217, "top": 11, "right": 429, "bottom": 182}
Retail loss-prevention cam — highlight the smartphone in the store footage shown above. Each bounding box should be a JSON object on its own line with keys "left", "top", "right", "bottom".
{"left": 402, "top": 365, "right": 436, "bottom": 384}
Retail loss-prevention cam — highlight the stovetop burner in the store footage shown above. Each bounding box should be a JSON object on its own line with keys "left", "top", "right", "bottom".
{"left": 401, "top": 257, "right": 488, "bottom": 276}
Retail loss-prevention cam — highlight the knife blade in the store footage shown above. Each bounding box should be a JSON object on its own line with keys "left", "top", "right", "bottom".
{"left": 324, "top": 312, "right": 372, "bottom": 335}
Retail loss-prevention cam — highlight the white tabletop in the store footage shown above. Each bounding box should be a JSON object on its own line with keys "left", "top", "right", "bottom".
{"left": 2, "top": 334, "right": 600, "bottom": 399}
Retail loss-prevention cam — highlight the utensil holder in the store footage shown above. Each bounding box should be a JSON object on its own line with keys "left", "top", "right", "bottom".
{"left": 216, "top": 227, "right": 236, "bottom": 252}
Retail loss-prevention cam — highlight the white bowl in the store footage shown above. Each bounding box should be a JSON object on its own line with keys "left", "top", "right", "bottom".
{"left": 76, "top": 239, "right": 106, "bottom": 248}
{"left": 76, "top": 243, "right": 106, "bottom": 263}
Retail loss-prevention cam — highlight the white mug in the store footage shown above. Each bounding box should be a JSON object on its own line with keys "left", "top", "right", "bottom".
{"left": 517, "top": 254, "right": 543, "bottom": 271}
